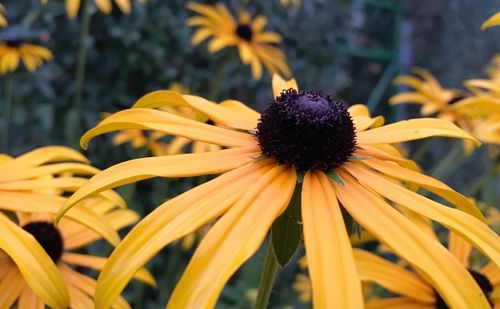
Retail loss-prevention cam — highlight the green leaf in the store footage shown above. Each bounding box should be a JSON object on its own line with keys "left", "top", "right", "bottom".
{"left": 326, "top": 170, "right": 345, "bottom": 185}
{"left": 271, "top": 183, "right": 302, "bottom": 267}
{"left": 296, "top": 172, "right": 304, "bottom": 184}
{"left": 341, "top": 207, "right": 362, "bottom": 237}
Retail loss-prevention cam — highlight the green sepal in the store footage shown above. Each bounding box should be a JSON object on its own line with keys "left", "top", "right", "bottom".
{"left": 296, "top": 172, "right": 305, "bottom": 184}
{"left": 271, "top": 183, "right": 303, "bottom": 267}
{"left": 251, "top": 154, "right": 268, "bottom": 161}
{"left": 349, "top": 155, "right": 371, "bottom": 161}
{"left": 247, "top": 129, "right": 257, "bottom": 135}
{"left": 341, "top": 207, "right": 362, "bottom": 237}
{"left": 326, "top": 170, "right": 345, "bottom": 185}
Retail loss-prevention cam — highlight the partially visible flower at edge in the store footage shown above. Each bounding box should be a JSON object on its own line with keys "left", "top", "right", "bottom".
{"left": 0, "top": 4, "right": 7, "bottom": 28}
{"left": 482, "top": 12, "right": 500, "bottom": 30}
{"left": 0, "top": 40, "right": 52, "bottom": 75}
{"left": 40, "top": 0, "right": 144, "bottom": 19}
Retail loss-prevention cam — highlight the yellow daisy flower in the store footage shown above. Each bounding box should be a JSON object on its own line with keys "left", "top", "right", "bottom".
{"left": 482, "top": 12, "right": 500, "bottom": 30}
{"left": 41, "top": 0, "right": 136, "bottom": 19}
{"left": 0, "top": 40, "right": 52, "bottom": 75}
{"left": 0, "top": 146, "right": 156, "bottom": 307}
{"left": 187, "top": 2, "right": 290, "bottom": 80}
{"left": 359, "top": 231, "right": 500, "bottom": 309}
{"left": 0, "top": 4, "right": 7, "bottom": 28}
{"left": 57, "top": 75, "right": 500, "bottom": 309}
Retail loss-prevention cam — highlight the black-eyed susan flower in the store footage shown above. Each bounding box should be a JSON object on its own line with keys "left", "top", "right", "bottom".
{"left": 482, "top": 12, "right": 500, "bottom": 30}
{"left": 0, "top": 40, "right": 52, "bottom": 75}
{"left": 0, "top": 146, "right": 156, "bottom": 307}
{"left": 187, "top": 2, "right": 290, "bottom": 80}
{"left": 40, "top": 0, "right": 139, "bottom": 18}
{"left": 358, "top": 230, "right": 500, "bottom": 309}
{"left": 57, "top": 75, "right": 500, "bottom": 308}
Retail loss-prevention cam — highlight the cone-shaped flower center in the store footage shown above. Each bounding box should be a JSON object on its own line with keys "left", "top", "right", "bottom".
{"left": 23, "top": 221, "right": 64, "bottom": 263}
{"left": 236, "top": 24, "right": 253, "bottom": 41}
{"left": 256, "top": 89, "right": 356, "bottom": 171}
{"left": 5, "top": 40, "right": 22, "bottom": 47}
{"left": 435, "top": 269, "right": 494, "bottom": 308}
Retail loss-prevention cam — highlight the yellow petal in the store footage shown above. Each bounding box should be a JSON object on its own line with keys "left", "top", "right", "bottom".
{"left": 356, "top": 118, "right": 480, "bottom": 146}
{"left": 272, "top": 73, "right": 298, "bottom": 98}
{"left": 182, "top": 95, "right": 258, "bottom": 131}
{"left": 333, "top": 172, "right": 490, "bottom": 308}
{"left": 0, "top": 146, "right": 88, "bottom": 171}
{"left": 450, "top": 96, "right": 500, "bottom": 118}
{"left": 219, "top": 99, "right": 260, "bottom": 125}
{"left": 18, "top": 286, "right": 45, "bottom": 309}
{"left": 167, "top": 166, "right": 296, "bottom": 308}
{"left": 66, "top": 0, "right": 81, "bottom": 18}
{"left": 0, "top": 268, "right": 25, "bottom": 308}
{"left": 366, "top": 297, "right": 434, "bottom": 309}
{"left": 62, "top": 253, "right": 156, "bottom": 287}
{"left": 389, "top": 92, "right": 432, "bottom": 106}
{"left": 481, "top": 262, "right": 500, "bottom": 285}
{"left": 448, "top": 232, "right": 472, "bottom": 268}
{"left": 0, "top": 163, "right": 98, "bottom": 183}
{"left": 95, "top": 0, "right": 112, "bottom": 13}
{"left": 359, "top": 158, "right": 485, "bottom": 221}
{"left": 113, "top": 0, "right": 131, "bottom": 14}
{"left": 56, "top": 147, "right": 259, "bottom": 222}
{"left": 95, "top": 161, "right": 275, "bottom": 309}
{"left": 344, "top": 163, "right": 500, "bottom": 270}
{"left": 80, "top": 108, "right": 256, "bottom": 149}
{"left": 132, "top": 90, "right": 190, "bottom": 109}
{"left": 301, "top": 171, "right": 363, "bottom": 308}
{"left": 0, "top": 213, "right": 69, "bottom": 309}
{"left": 354, "top": 249, "right": 434, "bottom": 302}
{"left": 482, "top": 12, "right": 500, "bottom": 30}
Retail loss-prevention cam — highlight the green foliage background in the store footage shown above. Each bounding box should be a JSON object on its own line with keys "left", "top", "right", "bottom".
{"left": 1, "top": 0, "right": 499, "bottom": 307}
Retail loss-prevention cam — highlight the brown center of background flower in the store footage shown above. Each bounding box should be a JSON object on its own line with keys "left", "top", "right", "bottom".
{"left": 23, "top": 221, "right": 64, "bottom": 263}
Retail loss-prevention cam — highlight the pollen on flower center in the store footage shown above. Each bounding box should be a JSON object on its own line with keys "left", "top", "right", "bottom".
{"left": 236, "top": 24, "right": 253, "bottom": 41}
{"left": 23, "top": 221, "right": 64, "bottom": 263}
{"left": 256, "top": 89, "right": 357, "bottom": 171}
{"left": 435, "top": 269, "right": 494, "bottom": 309}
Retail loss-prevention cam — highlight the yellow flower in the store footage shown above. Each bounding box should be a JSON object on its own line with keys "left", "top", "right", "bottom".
{"left": 186, "top": 2, "right": 290, "bottom": 80}
{"left": 359, "top": 231, "right": 500, "bottom": 309}
{"left": 280, "top": 0, "right": 301, "bottom": 9}
{"left": 0, "top": 41, "right": 52, "bottom": 75}
{"left": 0, "top": 146, "right": 156, "bottom": 307}
{"left": 0, "top": 4, "right": 7, "bottom": 28}
{"left": 482, "top": 12, "right": 500, "bottom": 30}
{"left": 57, "top": 75, "right": 500, "bottom": 309}
{"left": 40, "top": 0, "right": 138, "bottom": 19}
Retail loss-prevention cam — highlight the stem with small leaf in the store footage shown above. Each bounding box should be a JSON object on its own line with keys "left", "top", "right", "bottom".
{"left": 255, "top": 242, "right": 279, "bottom": 309}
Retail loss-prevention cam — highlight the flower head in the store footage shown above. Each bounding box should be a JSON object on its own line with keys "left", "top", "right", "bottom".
{"left": 0, "top": 4, "right": 7, "bottom": 28}
{"left": 482, "top": 12, "right": 500, "bottom": 30}
{"left": 0, "top": 146, "right": 155, "bottom": 307}
{"left": 187, "top": 2, "right": 290, "bottom": 80}
{"left": 40, "top": 0, "right": 141, "bottom": 19}
{"left": 0, "top": 40, "right": 52, "bottom": 75}
{"left": 56, "top": 75, "right": 500, "bottom": 309}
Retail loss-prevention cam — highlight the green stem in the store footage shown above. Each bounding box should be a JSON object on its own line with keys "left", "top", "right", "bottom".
{"left": 465, "top": 166, "right": 497, "bottom": 197}
{"left": 1, "top": 74, "right": 13, "bottom": 152}
{"left": 411, "top": 139, "right": 434, "bottom": 163}
{"left": 429, "top": 141, "right": 464, "bottom": 180}
{"left": 73, "top": 0, "right": 92, "bottom": 127}
{"left": 255, "top": 242, "right": 279, "bottom": 309}
{"left": 208, "top": 54, "right": 230, "bottom": 101}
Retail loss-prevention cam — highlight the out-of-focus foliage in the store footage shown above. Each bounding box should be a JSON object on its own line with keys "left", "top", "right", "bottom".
{"left": 0, "top": 0, "right": 499, "bottom": 307}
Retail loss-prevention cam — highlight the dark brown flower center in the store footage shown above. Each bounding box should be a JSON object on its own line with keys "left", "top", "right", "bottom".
{"left": 435, "top": 269, "right": 493, "bottom": 308}
{"left": 5, "top": 40, "right": 22, "bottom": 47}
{"left": 256, "top": 89, "right": 356, "bottom": 171}
{"left": 236, "top": 24, "right": 253, "bottom": 41}
{"left": 23, "top": 221, "right": 64, "bottom": 263}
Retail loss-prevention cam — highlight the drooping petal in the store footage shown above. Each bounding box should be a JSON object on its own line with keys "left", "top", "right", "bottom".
{"left": 80, "top": 108, "right": 256, "bottom": 149}
{"left": 0, "top": 146, "right": 88, "bottom": 171}
{"left": 0, "top": 267, "right": 25, "bottom": 308}
{"left": 448, "top": 232, "right": 473, "bottom": 268}
{"left": 358, "top": 158, "right": 484, "bottom": 221}
{"left": 333, "top": 171, "right": 490, "bottom": 308}
{"left": 301, "top": 171, "right": 363, "bottom": 308}
{"left": 18, "top": 286, "right": 45, "bottom": 309}
{"left": 345, "top": 163, "right": 500, "bottom": 268}
{"left": 0, "top": 213, "right": 69, "bottom": 309}
{"left": 356, "top": 118, "right": 480, "bottom": 146}
{"left": 62, "top": 253, "right": 156, "bottom": 287}
{"left": 219, "top": 99, "right": 260, "bottom": 125}
{"left": 167, "top": 165, "right": 296, "bottom": 308}
{"left": 95, "top": 161, "right": 275, "bottom": 309}
{"left": 354, "top": 249, "right": 434, "bottom": 303}
{"left": 0, "top": 163, "right": 98, "bottom": 183}
{"left": 56, "top": 147, "right": 259, "bottom": 221}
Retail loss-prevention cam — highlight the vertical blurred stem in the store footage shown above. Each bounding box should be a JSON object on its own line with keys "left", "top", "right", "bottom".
{"left": 429, "top": 141, "right": 464, "bottom": 180}
{"left": 411, "top": 139, "right": 434, "bottom": 163}
{"left": 255, "top": 242, "right": 279, "bottom": 309}
{"left": 1, "top": 74, "right": 13, "bottom": 152}
{"left": 208, "top": 53, "right": 231, "bottom": 101}
{"left": 74, "top": 0, "right": 92, "bottom": 127}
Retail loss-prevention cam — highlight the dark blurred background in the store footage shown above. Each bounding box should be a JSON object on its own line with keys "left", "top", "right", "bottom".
{"left": 0, "top": 0, "right": 498, "bottom": 307}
